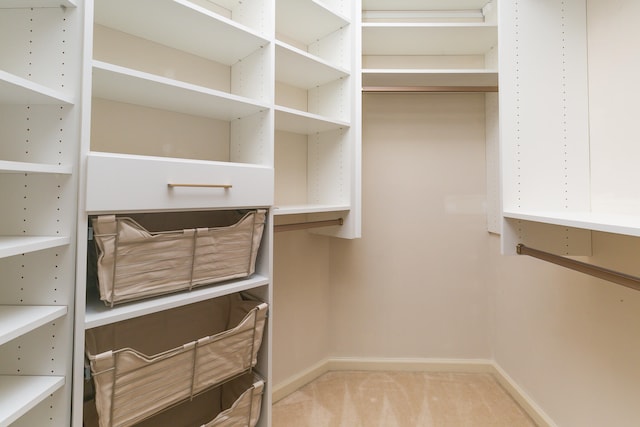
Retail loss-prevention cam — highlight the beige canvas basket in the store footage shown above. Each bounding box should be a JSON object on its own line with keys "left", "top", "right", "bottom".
{"left": 83, "top": 373, "right": 265, "bottom": 427}
{"left": 85, "top": 294, "right": 268, "bottom": 427}
{"left": 91, "top": 209, "right": 266, "bottom": 306}
{"left": 202, "top": 376, "right": 264, "bottom": 427}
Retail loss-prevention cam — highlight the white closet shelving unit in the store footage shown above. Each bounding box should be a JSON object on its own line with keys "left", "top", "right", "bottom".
{"left": 499, "top": 0, "right": 594, "bottom": 255}
{"left": 73, "top": 0, "right": 275, "bottom": 426}
{"left": 274, "top": 0, "right": 361, "bottom": 239}
{"left": 0, "top": 0, "right": 83, "bottom": 426}
{"left": 500, "top": 0, "right": 640, "bottom": 256}
{"left": 361, "top": 0, "right": 498, "bottom": 90}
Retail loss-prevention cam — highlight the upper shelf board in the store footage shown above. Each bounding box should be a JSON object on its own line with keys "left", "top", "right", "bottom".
{"left": 84, "top": 274, "right": 270, "bottom": 329}
{"left": 362, "top": 23, "right": 497, "bottom": 56}
{"left": 276, "top": 0, "right": 350, "bottom": 46}
{"left": 0, "top": 0, "right": 76, "bottom": 7}
{"left": 0, "top": 70, "right": 73, "bottom": 105}
{"left": 276, "top": 41, "right": 349, "bottom": 89}
{"left": 92, "top": 61, "right": 269, "bottom": 121}
{"left": 362, "top": 0, "right": 492, "bottom": 10}
{"left": 362, "top": 69, "right": 498, "bottom": 87}
{"left": 275, "top": 105, "right": 350, "bottom": 134}
{"left": 94, "top": 0, "right": 269, "bottom": 65}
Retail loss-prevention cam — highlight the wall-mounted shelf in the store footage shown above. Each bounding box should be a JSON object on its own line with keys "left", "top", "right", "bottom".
{"left": 94, "top": 0, "right": 269, "bottom": 64}
{"left": 276, "top": 0, "right": 350, "bottom": 46}
{"left": 0, "top": 306, "right": 67, "bottom": 346}
{"left": 0, "top": 375, "right": 65, "bottom": 427}
{"left": 276, "top": 41, "right": 349, "bottom": 89}
{"left": 362, "top": 69, "right": 498, "bottom": 88}
{"left": 92, "top": 61, "right": 268, "bottom": 121}
{"left": 361, "top": 0, "right": 497, "bottom": 90}
{"left": 0, "top": 236, "right": 70, "bottom": 259}
{"left": 0, "top": 70, "right": 74, "bottom": 105}
{"left": 275, "top": 106, "right": 349, "bottom": 134}
{"left": 504, "top": 210, "right": 640, "bottom": 239}
{"left": 273, "top": 204, "right": 350, "bottom": 215}
{"left": 0, "top": 0, "right": 76, "bottom": 8}
{"left": 0, "top": 161, "right": 72, "bottom": 175}
{"left": 84, "top": 274, "right": 269, "bottom": 329}
{"left": 362, "top": 23, "right": 496, "bottom": 56}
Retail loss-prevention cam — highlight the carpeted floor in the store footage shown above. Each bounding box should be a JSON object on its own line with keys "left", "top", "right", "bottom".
{"left": 272, "top": 371, "right": 537, "bottom": 427}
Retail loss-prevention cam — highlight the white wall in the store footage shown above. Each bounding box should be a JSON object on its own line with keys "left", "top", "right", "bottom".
{"left": 329, "top": 93, "right": 492, "bottom": 359}
{"left": 272, "top": 93, "right": 491, "bottom": 387}
{"left": 272, "top": 231, "right": 332, "bottom": 385}
{"left": 489, "top": 1, "right": 640, "bottom": 425}
{"left": 489, "top": 232, "right": 640, "bottom": 426}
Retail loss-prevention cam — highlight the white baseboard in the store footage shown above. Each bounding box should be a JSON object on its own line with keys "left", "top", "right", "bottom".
{"left": 490, "top": 363, "right": 557, "bottom": 427}
{"left": 272, "top": 357, "right": 555, "bottom": 427}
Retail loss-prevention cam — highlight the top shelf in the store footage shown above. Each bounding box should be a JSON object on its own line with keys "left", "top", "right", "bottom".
{"left": 276, "top": 0, "right": 350, "bottom": 46}
{"left": 0, "top": 0, "right": 76, "bottom": 8}
{"left": 94, "top": 0, "right": 269, "bottom": 66}
{"left": 363, "top": 0, "right": 492, "bottom": 10}
{"left": 362, "top": 23, "right": 497, "bottom": 56}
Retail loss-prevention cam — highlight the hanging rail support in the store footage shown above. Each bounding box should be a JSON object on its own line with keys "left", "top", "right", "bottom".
{"left": 516, "top": 244, "right": 640, "bottom": 292}
{"left": 274, "top": 218, "right": 343, "bottom": 233}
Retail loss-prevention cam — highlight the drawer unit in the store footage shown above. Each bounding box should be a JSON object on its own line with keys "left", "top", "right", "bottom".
{"left": 86, "top": 152, "right": 274, "bottom": 213}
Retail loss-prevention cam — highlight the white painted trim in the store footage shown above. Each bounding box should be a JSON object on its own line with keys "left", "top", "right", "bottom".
{"left": 272, "top": 358, "right": 332, "bottom": 403}
{"left": 326, "top": 356, "right": 495, "bottom": 373}
{"left": 272, "top": 357, "right": 555, "bottom": 426}
{"left": 490, "top": 363, "right": 557, "bottom": 427}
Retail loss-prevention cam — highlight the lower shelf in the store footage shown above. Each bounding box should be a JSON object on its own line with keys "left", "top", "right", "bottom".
{"left": 504, "top": 210, "right": 640, "bottom": 238}
{"left": 84, "top": 274, "right": 270, "bottom": 329}
{"left": 0, "top": 375, "right": 65, "bottom": 427}
{"left": 0, "top": 305, "right": 67, "bottom": 346}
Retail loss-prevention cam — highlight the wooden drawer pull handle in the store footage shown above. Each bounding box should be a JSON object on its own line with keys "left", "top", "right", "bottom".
{"left": 167, "top": 183, "right": 232, "bottom": 189}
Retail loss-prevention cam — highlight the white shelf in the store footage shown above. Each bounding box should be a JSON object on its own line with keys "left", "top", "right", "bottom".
{"left": 0, "top": 375, "right": 65, "bottom": 427}
{"left": 362, "top": 69, "right": 498, "bottom": 88}
{"left": 0, "top": 306, "right": 67, "bottom": 346}
{"left": 504, "top": 210, "right": 640, "bottom": 238}
{"left": 94, "top": 0, "right": 268, "bottom": 65}
{"left": 84, "top": 274, "right": 270, "bottom": 329}
{"left": 276, "top": 0, "right": 350, "bottom": 45}
{"left": 0, "top": 70, "right": 73, "bottom": 105}
{"left": 363, "top": 0, "right": 491, "bottom": 9}
{"left": 0, "top": 0, "right": 76, "bottom": 8}
{"left": 274, "top": 204, "right": 351, "bottom": 215}
{"left": 92, "top": 61, "right": 269, "bottom": 121}
{"left": 275, "top": 106, "right": 350, "bottom": 134}
{"left": 362, "top": 23, "right": 497, "bottom": 56}
{"left": 0, "top": 236, "right": 70, "bottom": 259}
{"left": 0, "top": 160, "right": 72, "bottom": 175}
{"left": 276, "top": 41, "right": 349, "bottom": 89}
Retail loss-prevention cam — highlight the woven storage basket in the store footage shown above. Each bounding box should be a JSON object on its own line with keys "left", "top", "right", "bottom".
{"left": 92, "top": 209, "right": 266, "bottom": 306}
{"left": 85, "top": 294, "right": 268, "bottom": 427}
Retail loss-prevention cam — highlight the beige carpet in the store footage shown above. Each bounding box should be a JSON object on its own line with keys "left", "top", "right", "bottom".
{"left": 272, "top": 371, "right": 537, "bottom": 427}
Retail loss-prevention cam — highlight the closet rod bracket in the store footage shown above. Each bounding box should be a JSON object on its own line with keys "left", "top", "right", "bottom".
{"left": 516, "top": 244, "right": 640, "bottom": 292}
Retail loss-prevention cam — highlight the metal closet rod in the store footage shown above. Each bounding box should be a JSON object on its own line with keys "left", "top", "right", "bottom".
{"left": 516, "top": 244, "right": 640, "bottom": 292}
{"left": 362, "top": 86, "right": 499, "bottom": 93}
{"left": 274, "top": 218, "right": 343, "bottom": 233}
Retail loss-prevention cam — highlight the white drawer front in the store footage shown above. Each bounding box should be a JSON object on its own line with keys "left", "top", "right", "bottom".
{"left": 86, "top": 153, "right": 273, "bottom": 213}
